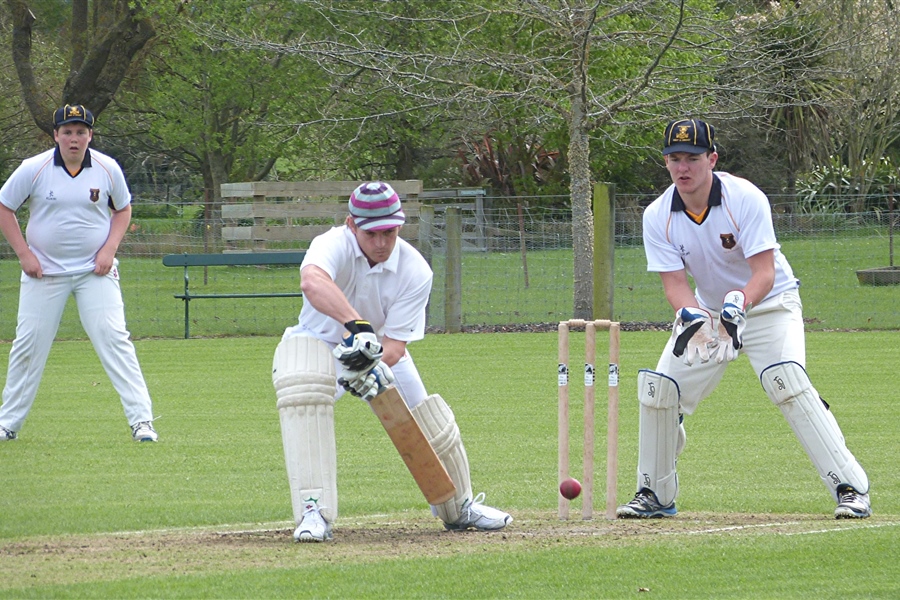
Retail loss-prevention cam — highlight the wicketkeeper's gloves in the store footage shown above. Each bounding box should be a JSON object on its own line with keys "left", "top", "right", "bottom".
{"left": 672, "top": 307, "right": 717, "bottom": 366}
{"left": 715, "top": 290, "right": 747, "bottom": 363}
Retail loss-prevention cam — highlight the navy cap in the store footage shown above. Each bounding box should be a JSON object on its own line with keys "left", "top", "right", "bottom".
{"left": 663, "top": 118, "right": 715, "bottom": 155}
{"left": 53, "top": 104, "right": 94, "bottom": 129}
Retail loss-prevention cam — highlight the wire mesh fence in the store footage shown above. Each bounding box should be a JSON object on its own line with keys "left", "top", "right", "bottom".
{"left": 0, "top": 191, "right": 896, "bottom": 341}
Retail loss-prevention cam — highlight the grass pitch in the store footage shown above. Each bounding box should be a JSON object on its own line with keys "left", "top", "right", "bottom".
{"left": 0, "top": 332, "right": 896, "bottom": 598}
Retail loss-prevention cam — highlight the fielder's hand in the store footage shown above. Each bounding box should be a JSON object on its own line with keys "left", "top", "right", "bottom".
{"left": 715, "top": 290, "right": 747, "bottom": 363}
{"left": 333, "top": 320, "right": 383, "bottom": 371}
{"left": 672, "top": 307, "right": 717, "bottom": 366}
{"left": 338, "top": 362, "right": 395, "bottom": 401}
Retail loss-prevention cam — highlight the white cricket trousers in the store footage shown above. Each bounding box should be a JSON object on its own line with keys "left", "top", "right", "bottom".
{"left": 0, "top": 268, "right": 154, "bottom": 432}
{"left": 656, "top": 289, "right": 807, "bottom": 414}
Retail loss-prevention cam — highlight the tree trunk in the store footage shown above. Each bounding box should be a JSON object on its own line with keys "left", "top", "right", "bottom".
{"left": 202, "top": 149, "right": 229, "bottom": 245}
{"left": 569, "top": 91, "right": 593, "bottom": 320}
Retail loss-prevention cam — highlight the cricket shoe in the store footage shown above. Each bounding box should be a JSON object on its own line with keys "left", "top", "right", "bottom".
{"left": 0, "top": 425, "right": 17, "bottom": 441}
{"left": 294, "top": 500, "right": 333, "bottom": 542}
{"left": 444, "top": 493, "right": 512, "bottom": 531}
{"left": 834, "top": 484, "right": 871, "bottom": 519}
{"left": 130, "top": 421, "right": 158, "bottom": 442}
{"left": 616, "top": 488, "right": 677, "bottom": 518}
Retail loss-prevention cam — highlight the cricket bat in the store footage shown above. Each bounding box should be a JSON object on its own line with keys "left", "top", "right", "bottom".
{"left": 370, "top": 386, "right": 457, "bottom": 505}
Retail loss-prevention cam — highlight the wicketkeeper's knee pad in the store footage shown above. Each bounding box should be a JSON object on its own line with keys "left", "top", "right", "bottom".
{"left": 273, "top": 335, "right": 338, "bottom": 523}
{"left": 410, "top": 393, "right": 472, "bottom": 524}
{"left": 636, "top": 369, "right": 681, "bottom": 505}
{"left": 760, "top": 361, "right": 868, "bottom": 499}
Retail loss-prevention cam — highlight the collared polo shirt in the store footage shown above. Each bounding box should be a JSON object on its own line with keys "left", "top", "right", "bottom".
{"left": 642, "top": 172, "right": 798, "bottom": 309}
{"left": 0, "top": 147, "right": 131, "bottom": 275}
{"left": 297, "top": 225, "right": 432, "bottom": 344}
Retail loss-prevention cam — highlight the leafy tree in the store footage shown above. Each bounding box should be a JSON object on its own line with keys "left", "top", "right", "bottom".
{"left": 5, "top": 0, "right": 155, "bottom": 134}
{"left": 824, "top": 1, "right": 900, "bottom": 208}
{"left": 108, "top": 1, "right": 339, "bottom": 233}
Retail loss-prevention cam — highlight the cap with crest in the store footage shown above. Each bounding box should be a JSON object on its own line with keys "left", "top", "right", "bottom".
{"left": 53, "top": 104, "right": 94, "bottom": 129}
{"left": 348, "top": 182, "right": 406, "bottom": 231}
{"left": 663, "top": 118, "right": 715, "bottom": 155}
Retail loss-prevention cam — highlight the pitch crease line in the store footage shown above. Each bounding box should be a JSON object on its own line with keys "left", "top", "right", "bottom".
{"left": 660, "top": 520, "right": 898, "bottom": 537}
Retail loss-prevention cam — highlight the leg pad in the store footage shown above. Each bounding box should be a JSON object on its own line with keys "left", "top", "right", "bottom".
{"left": 410, "top": 394, "right": 472, "bottom": 524}
{"left": 273, "top": 335, "right": 338, "bottom": 523}
{"left": 760, "top": 361, "right": 868, "bottom": 499}
{"left": 636, "top": 370, "right": 681, "bottom": 506}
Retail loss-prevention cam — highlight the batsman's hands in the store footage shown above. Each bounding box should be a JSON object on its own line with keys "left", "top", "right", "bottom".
{"left": 338, "top": 362, "right": 395, "bottom": 401}
{"left": 333, "top": 320, "right": 382, "bottom": 371}
{"left": 715, "top": 290, "right": 747, "bottom": 363}
{"left": 672, "top": 307, "right": 717, "bottom": 366}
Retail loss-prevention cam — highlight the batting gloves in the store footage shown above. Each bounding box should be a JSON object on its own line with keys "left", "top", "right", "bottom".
{"left": 333, "top": 320, "right": 383, "bottom": 372}
{"left": 338, "top": 362, "right": 395, "bottom": 401}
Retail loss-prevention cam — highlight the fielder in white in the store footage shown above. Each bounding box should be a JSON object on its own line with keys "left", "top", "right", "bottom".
{"left": 273, "top": 181, "right": 511, "bottom": 542}
{"left": 0, "top": 105, "right": 157, "bottom": 443}
{"left": 617, "top": 118, "right": 870, "bottom": 519}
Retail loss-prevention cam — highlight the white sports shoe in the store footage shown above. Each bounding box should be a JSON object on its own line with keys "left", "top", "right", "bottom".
{"left": 130, "top": 421, "right": 158, "bottom": 442}
{"left": 444, "top": 492, "right": 512, "bottom": 531}
{"left": 834, "top": 484, "right": 872, "bottom": 519}
{"left": 293, "top": 500, "right": 333, "bottom": 542}
{"left": 0, "top": 425, "right": 17, "bottom": 441}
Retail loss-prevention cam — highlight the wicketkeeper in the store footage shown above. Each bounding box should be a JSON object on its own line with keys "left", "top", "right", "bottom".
{"left": 272, "top": 181, "right": 511, "bottom": 542}
{"left": 618, "top": 119, "right": 871, "bottom": 520}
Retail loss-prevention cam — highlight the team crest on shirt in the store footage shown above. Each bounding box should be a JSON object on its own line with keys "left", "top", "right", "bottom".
{"left": 720, "top": 233, "right": 736, "bottom": 249}
{"left": 89, "top": 188, "right": 100, "bottom": 203}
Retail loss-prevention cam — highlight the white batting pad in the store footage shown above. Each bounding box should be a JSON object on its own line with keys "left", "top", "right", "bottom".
{"left": 760, "top": 361, "right": 869, "bottom": 499}
{"left": 410, "top": 394, "right": 472, "bottom": 524}
{"left": 636, "top": 369, "right": 681, "bottom": 506}
{"left": 273, "top": 335, "right": 339, "bottom": 524}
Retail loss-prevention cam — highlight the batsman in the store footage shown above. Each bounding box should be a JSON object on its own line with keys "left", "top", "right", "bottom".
{"left": 272, "top": 181, "right": 511, "bottom": 542}
{"left": 618, "top": 119, "right": 871, "bottom": 520}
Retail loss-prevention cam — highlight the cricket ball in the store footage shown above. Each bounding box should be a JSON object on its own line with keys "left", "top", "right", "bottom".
{"left": 559, "top": 477, "right": 582, "bottom": 500}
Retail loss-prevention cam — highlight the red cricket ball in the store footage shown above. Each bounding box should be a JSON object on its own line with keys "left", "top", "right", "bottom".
{"left": 559, "top": 477, "right": 582, "bottom": 500}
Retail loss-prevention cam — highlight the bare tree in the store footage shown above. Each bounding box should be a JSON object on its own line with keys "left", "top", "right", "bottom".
{"left": 200, "top": 0, "right": 853, "bottom": 318}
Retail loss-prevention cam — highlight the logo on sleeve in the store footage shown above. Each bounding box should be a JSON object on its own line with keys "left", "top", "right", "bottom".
{"left": 719, "top": 233, "right": 736, "bottom": 249}
{"left": 89, "top": 188, "right": 100, "bottom": 203}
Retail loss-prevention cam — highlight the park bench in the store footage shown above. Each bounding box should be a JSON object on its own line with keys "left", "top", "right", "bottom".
{"left": 162, "top": 251, "right": 306, "bottom": 338}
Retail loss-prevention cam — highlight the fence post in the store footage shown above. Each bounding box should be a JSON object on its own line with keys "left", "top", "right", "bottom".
{"left": 418, "top": 204, "right": 434, "bottom": 266}
{"left": 445, "top": 207, "right": 463, "bottom": 333}
{"left": 593, "top": 183, "right": 615, "bottom": 320}
{"left": 418, "top": 204, "right": 435, "bottom": 324}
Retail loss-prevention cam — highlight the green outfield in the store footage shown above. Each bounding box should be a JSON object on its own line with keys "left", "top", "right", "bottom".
{"left": 0, "top": 331, "right": 896, "bottom": 598}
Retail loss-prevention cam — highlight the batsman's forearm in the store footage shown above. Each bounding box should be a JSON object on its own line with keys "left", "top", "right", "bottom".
{"left": 300, "top": 265, "right": 361, "bottom": 324}
{"left": 381, "top": 336, "right": 407, "bottom": 367}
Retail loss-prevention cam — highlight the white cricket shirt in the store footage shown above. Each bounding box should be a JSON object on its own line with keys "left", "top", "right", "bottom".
{"left": 643, "top": 172, "right": 799, "bottom": 309}
{"left": 296, "top": 225, "right": 433, "bottom": 345}
{"left": 0, "top": 147, "right": 131, "bottom": 276}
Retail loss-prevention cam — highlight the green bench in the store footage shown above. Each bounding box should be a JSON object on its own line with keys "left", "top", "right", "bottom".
{"left": 162, "top": 252, "right": 307, "bottom": 338}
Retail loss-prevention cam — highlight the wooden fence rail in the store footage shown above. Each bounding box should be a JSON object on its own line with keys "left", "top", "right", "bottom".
{"left": 220, "top": 180, "right": 425, "bottom": 251}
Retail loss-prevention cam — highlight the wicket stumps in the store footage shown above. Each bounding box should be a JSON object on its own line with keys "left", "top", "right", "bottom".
{"left": 558, "top": 319, "right": 620, "bottom": 520}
